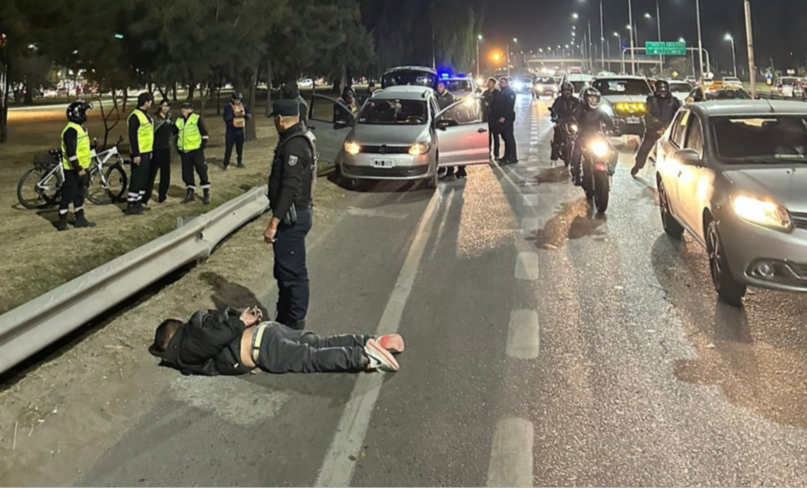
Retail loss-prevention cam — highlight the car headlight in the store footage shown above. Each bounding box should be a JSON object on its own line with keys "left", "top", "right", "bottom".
{"left": 731, "top": 195, "right": 792, "bottom": 231}
{"left": 513, "top": 82, "right": 524, "bottom": 91}
{"left": 535, "top": 84, "right": 544, "bottom": 91}
{"left": 344, "top": 141, "right": 361, "bottom": 155}
{"left": 590, "top": 139, "right": 609, "bottom": 159}
{"left": 409, "top": 142, "right": 431, "bottom": 156}
{"left": 600, "top": 103, "right": 614, "bottom": 116}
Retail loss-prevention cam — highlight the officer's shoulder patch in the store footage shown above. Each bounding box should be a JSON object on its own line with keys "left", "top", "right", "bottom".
{"left": 288, "top": 155, "right": 298, "bottom": 166}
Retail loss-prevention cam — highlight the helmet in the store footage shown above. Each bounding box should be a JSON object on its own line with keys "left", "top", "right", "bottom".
{"left": 66, "top": 101, "right": 92, "bottom": 124}
{"left": 655, "top": 80, "right": 670, "bottom": 98}
{"left": 561, "top": 82, "right": 574, "bottom": 97}
{"left": 341, "top": 86, "right": 355, "bottom": 101}
{"left": 232, "top": 92, "right": 243, "bottom": 100}
{"left": 582, "top": 87, "right": 602, "bottom": 109}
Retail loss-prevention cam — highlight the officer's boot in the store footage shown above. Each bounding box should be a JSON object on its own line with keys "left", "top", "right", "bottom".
{"left": 182, "top": 188, "right": 195, "bottom": 204}
{"left": 202, "top": 189, "right": 210, "bottom": 206}
{"left": 74, "top": 210, "right": 96, "bottom": 228}
{"left": 56, "top": 213, "right": 69, "bottom": 232}
{"left": 125, "top": 201, "right": 144, "bottom": 215}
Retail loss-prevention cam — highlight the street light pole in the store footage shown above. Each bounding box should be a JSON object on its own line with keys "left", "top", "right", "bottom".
{"left": 476, "top": 35, "right": 482, "bottom": 78}
{"left": 725, "top": 34, "right": 737, "bottom": 78}
{"left": 627, "top": 0, "right": 636, "bottom": 75}
{"left": 615, "top": 32, "right": 624, "bottom": 73}
{"left": 588, "top": 20, "right": 593, "bottom": 72}
{"left": 696, "top": 0, "right": 704, "bottom": 79}
{"left": 744, "top": 0, "right": 757, "bottom": 98}
{"left": 600, "top": 0, "right": 605, "bottom": 71}
{"left": 655, "top": 1, "right": 663, "bottom": 71}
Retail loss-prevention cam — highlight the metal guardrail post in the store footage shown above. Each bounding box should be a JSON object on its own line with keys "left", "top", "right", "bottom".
{"left": 0, "top": 186, "right": 269, "bottom": 375}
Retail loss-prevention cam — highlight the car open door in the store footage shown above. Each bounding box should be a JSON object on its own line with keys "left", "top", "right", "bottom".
{"left": 307, "top": 94, "right": 355, "bottom": 165}
{"left": 434, "top": 98, "right": 489, "bottom": 167}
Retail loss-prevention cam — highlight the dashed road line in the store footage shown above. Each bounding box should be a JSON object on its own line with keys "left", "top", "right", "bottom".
{"left": 515, "top": 252, "right": 539, "bottom": 280}
{"left": 486, "top": 417, "right": 534, "bottom": 487}
{"left": 522, "top": 195, "right": 538, "bottom": 207}
{"left": 506, "top": 310, "right": 540, "bottom": 359}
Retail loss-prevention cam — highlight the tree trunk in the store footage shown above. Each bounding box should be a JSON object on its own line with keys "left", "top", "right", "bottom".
{"left": 245, "top": 70, "right": 258, "bottom": 141}
{"left": 24, "top": 81, "right": 34, "bottom": 105}
{"left": 265, "top": 58, "right": 273, "bottom": 117}
{"left": 200, "top": 81, "right": 207, "bottom": 115}
{"left": 156, "top": 85, "right": 168, "bottom": 101}
{"left": 186, "top": 83, "right": 195, "bottom": 102}
{"left": 172, "top": 85, "right": 178, "bottom": 102}
{"left": 0, "top": 67, "right": 8, "bottom": 143}
{"left": 339, "top": 65, "right": 348, "bottom": 94}
{"left": 216, "top": 82, "right": 222, "bottom": 115}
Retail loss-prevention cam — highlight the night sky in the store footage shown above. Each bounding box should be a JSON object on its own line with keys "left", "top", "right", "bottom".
{"left": 483, "top": 0, "right": 807, "bottom": 74}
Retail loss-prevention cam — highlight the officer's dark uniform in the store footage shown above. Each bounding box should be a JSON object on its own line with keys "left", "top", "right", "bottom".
{"left": 550, "top": 93, "right": 580, "bottom": 161}
{"left": 127, "top": 92, "right": 154, "bottom": 215}
{"left": 633, "top": 89, "right": 681, "bottom": 174}
{"left": 498, "top": 81, "right": 518, "bottom": 163}
{"left": 268, "top": 100, "right": 317, "bottom": 330}
{"left": 483, "top": 84, "right": 501, "bottom": 157}
{"left": 147, "top": 106, "right": 173, "bottom": 204}
{"left": 58, "top": 101, "right": 95, "bottom": 231}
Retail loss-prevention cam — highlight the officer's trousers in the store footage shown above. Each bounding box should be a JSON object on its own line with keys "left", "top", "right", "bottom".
{"left": 59, "top": 169, "right": 88, "bottom": 215}
{"left": 502, "top": 118, "right": 517, "bottom": 162}
{"left": 272, "top": 207, "right": 312, "bottom": 330}
{"left": 181, "top": 149, "right": 210, "bottom": 191}
{"left": 128, "top": 152, "right": 151, "bottom": 204}
{"left": 489, "top": 121, "right": 501, "bottom": 158}
{"left": 145, "top": 148, "right": 171, "bottom": 203}
{"left": 224, "top": 129, "right": 244, "bottom": 167}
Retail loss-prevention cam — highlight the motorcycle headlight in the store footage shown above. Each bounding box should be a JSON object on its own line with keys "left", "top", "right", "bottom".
{"left": 569, "top": 123, "right": 579, "bottom": 133}
{"left": 409, "top": 142, "right": 431, "bottom": 156}
{"left": 590, "top": 139, "right": 609, "bottom": 159}
{"left": 600, "top": 103, "right": 614, "bottom": 116}
{"left": 344, "top": 141, "right": 361, "bottom": 155}
{"left": 731, "top": 195, "right": 792, "bottom": 231}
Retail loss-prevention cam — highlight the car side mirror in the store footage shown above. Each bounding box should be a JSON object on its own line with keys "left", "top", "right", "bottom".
{"left": 675, "top": 149, "right": 702, "bottom": 166}
{"left": 436, "top": 119, "right": 456, "bottom": 130}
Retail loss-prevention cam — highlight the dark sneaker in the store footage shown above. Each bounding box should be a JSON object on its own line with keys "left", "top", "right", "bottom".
{"left": 202, "top": 190, "right": 210, "bottom": 206}
{"left": 56, "top": 216, "right": 69, "bottom": 232}
{"left": 182, "top": 190, "right": 195, "bottom": 204}
{"left": 125, "top": 204, "right": 144, "bottom": 215}
{"left": 236, "top": 162, "right": 246, "bottom": 169}
{"left": 364, "top": 339, "right": 399, "bottom": 372}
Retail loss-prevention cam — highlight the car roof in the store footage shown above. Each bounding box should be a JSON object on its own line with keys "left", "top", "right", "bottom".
{"left": 383, "top": 66, "right": 437, "bottom": 75}
{"left": 689, "top": 99, "right": 807, "bottom": 117}
{"left": 371, "top": 86, "right": 433, "bottom": 99}
{"left": 567, "top": 74, "right": 593, "bottom": 80}
{"left": 592, "top": 75, "right": 648, "bottom": 81}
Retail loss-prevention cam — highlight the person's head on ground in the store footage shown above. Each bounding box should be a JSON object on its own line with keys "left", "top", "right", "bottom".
{"left": 499, "top": 77, "right": 509, "bottom": 89}
{"left": 137, "top": 92, "right": 153, "bottom": 111}
{"left": 437, "top": 81, "right": 446, "bottom": 94}
{"left": 66, "top": 100, "right": 92, "bottom": 124}
{"left": 487, "top": 77, "right": 498, "bottom": 91}
{"left": 368, "top": 81, "right": 377, "bottom": 93}
{"left": 158, "top": 99, "right": 170, "bottom": 116}
{"left": 232, "top": 92, "right": 244, "bottom": 104}
{"left": 281, "top": 81, "right": 300, "bottom": 100}
{"left": 271, "top": 99, "right": 300, "bottom": 132}
{"left": 180, "top": 102, "right": 193, "bottom": 118}
{"left": 149, "top": 319, "right": 183, "bottom": 357}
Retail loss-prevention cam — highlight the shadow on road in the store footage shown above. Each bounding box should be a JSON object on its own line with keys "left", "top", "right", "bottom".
{"left": 526, "top": 198, "right": 607, "bottom": 249}
{"left": 200, "top": 271, "right": 269, "bottom": 318}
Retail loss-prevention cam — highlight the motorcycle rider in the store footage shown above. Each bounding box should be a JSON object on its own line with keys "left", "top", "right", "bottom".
{"left": 631, "top": 79, "right": 681, "bottom": 177}
{"left": 549, "top": 82, "right": 580, "bottom": 164}
{"left": 570, "top": 87, "right": 617, "bottom": 186}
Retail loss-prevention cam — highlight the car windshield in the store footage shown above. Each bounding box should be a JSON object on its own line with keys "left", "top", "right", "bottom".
{"left": 705, "top": 89, "right": 751, "bottom": 100}
{"left": 713, "top": 116, "right": 807, "bottom": 163}
{"left": 381, "top": 71, "right": 437, "bottom": 89}
{"left": 570, "top": 81, "right": 587, "bottom": 93}
{"left": 670, "top": 83, "right": 692, "bottom": 93}
{"left": 358, "top": 98, "right": 427, "bottom": 125}
{"left": 535, "top": 77, "right": 554, "bottom": 84}
{"left": 779, "top": 78, "right": 800, "bottom": 85}
{"left": 592, "top": 79, "right": 652, "bottom": 96}
{"left": 444, "top": 80, "right": 472, "bottom": 92}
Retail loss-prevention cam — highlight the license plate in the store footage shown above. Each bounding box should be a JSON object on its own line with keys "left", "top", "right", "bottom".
{"left": 373, "top": 159, "right": 395, "bottom": 168}
{"left": 626, "top": 117, "right": 641, "bottom": 124}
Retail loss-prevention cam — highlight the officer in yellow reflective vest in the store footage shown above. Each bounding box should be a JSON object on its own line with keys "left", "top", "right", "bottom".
{"left": 57, "top": 101, "right": 96, "bottom": 231}
{"left": 126, "top": 92, "right": 154, "bottom": 215}
{"left": 174, "top": 102, "right": 211, "bottom": 205}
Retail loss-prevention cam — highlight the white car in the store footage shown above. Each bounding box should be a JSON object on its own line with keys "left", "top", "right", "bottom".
{"left": 565, "top": 73, "right": 594, "bottom": 97}
{"left": 588, "top": 76, "right": 654, "bottom": 136}
{"left": 298, "top": 79, "right": 314, "bottom": 89}
{"left": 442, "top": 77, "right": 477, "bottom": 100}
{"left": 668, "top": 80, "right": 694, "bottom": 103}
{"left": 723, "top": 76, "right": 742, "bottom": 87}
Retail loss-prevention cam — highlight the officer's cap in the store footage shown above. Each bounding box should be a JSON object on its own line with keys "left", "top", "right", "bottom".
{"left": 269, "top": 99, "right": 299, "bottom": 117}
{"left": 180, "top": 102, "right": 193, "bottom": 110}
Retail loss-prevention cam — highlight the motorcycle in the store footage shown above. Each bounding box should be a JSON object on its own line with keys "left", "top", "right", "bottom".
{"left": 551, "top": 119, "right": 578, "bottom": 168}
{"left": 578, "top": 132, "right": 618, "bottom": 214}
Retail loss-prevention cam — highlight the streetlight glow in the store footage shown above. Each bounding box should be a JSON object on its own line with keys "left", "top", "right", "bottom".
{"left": 644, "top": 12, "right": 652, "bottom": 19}
{"left": 573, "top": 13, "right": 579, "bottom": 19}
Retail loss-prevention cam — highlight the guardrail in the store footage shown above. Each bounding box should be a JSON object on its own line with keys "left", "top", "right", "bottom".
{"left": 0, "top": 186, "right": 270, "bottom": 376}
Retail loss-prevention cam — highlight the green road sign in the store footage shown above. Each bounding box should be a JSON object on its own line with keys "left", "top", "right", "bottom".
{"left": 645, "top": 41, "right": 686, "bottom": 56}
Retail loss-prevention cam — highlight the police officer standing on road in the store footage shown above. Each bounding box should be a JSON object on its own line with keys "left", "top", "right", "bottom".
{"left": 175, "top": 102, "right": 211, "bottom": 205}
{"left": 631, "top": 79, "right": 681, "bottom": 177}
{"left": 57, "top": 101, "right": 95, "bottom": 231}
{"left": 264, "top": 99, "right": 318, "bottom": 330}
{"left": 497, "top": 77, "right": 518, "bottom": 164}
{"left": 126, "top": 92, "right": 154, "bottom": 215}
{"left": 483, "top": 77, "right": 501, "bottom": 160}
{"left": 223, "top": 92, "right": 251, "bottom": 170}
{"left": 146, "top": 99, "right": 173, "bottom": 204}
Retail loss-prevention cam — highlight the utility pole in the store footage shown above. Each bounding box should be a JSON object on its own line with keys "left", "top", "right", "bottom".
{"left": 476, "top": 35, "right": 482, "bottom": 78}
{"left": 600, "top": 0, "right": 605, "bottom": 71}
{"left": 696, "top": 0, "right": 704, "bottom": 79}
{"left": 745, "top": 0, "right": 757, "bottom": 98}
{"left": 656, "top": 0, "right": 663, "bottom": 72}
{"left": 588, "top": 20, "right": 594, "bottom": 72}
{"left": 627, "top": 0, "right": 636, "bottom": 75}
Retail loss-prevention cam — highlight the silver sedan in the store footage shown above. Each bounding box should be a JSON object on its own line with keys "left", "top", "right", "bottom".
{"left": 655, "top": 100, "right": 807, "bottom": 306}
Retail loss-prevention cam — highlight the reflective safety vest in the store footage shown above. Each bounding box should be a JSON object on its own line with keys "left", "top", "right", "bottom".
{"left": 60, "top": 122, "right": 92, "bottom": 170}
{"left": 176, "top": 113, "right": 203, "bottom": 152}
{"left": 128, "top": 109, "right": 154, "bottom": 153}
{"left": 231, "top": 103, "right": 246, "bottom": 128}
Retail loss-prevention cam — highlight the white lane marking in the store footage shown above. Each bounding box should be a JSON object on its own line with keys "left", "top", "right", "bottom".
{"left": 348, "top": 206, "right": 408, "bottom": 220}
{"left": 515, "top": 252, "right": 540, "bottom": 280}
{"left": 521, "top": 217, "right": 539, "bottom": 233}
{"left": 522, "top": 195, "right": 538, "bottom": 207}
{"left": 506, "top": 310, "right": 540, "bottom": 359}
{"left": 315, "top": 188, "right": 443, "bottom": 487}
{"left": 170, "top": 377, "right": 290, "bottom": 426}
{"left": 487, "top": 417, "right": 534, "bottom": 487}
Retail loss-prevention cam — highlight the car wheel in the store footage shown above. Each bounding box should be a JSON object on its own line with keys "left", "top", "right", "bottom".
{"left": 427, "top": 162, "right": 439, "bottom": 189}
{"left": 658, "top": 179, "right": 684, "bottom": 238}
{"left": 706, "top": 219, "right": 747, "bottom": 306}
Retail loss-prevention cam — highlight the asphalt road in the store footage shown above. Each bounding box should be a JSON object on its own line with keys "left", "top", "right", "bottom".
{"left": 80, "top": 95, "right": 807, "bottom": 486}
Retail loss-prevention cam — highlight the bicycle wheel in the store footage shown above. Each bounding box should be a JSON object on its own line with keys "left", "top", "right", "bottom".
{"left": 86, "top": 166, "right": 108, "bottom": 205}
{"left": 105, "top": 164, "right": 128, "bottom": 203}
{"left": 17, "top": 167, "right": 60, "bottom": 209}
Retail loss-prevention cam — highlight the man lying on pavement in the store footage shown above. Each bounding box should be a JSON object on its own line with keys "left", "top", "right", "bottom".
{"left": 149, "top": 307, "right": 403, "bottom": 375}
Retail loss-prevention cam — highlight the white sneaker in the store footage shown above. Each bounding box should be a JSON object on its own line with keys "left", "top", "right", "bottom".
{"left": 364, "top": 339, "right": 399, "bottom": 372}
